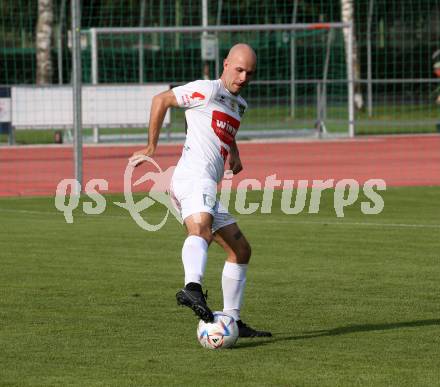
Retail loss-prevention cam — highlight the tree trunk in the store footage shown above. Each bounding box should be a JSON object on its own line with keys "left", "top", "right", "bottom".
{"left": 36, "top": 0, "right": 53, "bottom": 84}
{"left": 341, "top": 0, "right": 363, "bottom": 110}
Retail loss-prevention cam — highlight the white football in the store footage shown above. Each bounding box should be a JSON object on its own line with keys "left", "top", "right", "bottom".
{"left": 197, "top": 312, "right": 239, "bottom": 349}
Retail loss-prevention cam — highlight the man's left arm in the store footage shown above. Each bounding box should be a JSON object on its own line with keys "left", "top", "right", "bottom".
{"left": 229, "top": 140, "right": 243, "bottom": 175}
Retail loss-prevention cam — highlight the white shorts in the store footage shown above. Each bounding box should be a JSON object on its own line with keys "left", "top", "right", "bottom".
{"left": 170, "top": 175, "right": 236, "bottom": 233}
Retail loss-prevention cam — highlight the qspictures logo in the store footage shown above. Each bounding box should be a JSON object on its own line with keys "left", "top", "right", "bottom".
{"left": 54, "top": 156, "right": 386, "bottom": 231}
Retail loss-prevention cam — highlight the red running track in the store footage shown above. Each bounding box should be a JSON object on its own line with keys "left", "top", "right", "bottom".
{"left": 0, "top": 135, "right": 439, "bottom": 197}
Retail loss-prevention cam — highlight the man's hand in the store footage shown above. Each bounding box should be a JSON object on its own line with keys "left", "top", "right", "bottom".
{"left": 229, "top": 151, "right": 243, "bottom": 175}
{"left": 129, "top": 144, "right": 156, "bottom": 167}
{"left": 228, "top": 140, "right": 243, "bottom": 174}
{"left": 129, "top": 90, "right": 179, "bottom": 168}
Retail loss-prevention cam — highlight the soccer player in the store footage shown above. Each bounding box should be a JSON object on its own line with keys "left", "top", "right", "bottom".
{"left": 130, "top": 43, "right": 271, "bottom": 337}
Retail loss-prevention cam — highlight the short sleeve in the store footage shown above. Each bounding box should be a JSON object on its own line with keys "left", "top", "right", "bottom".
{"left": 172, "top": 80, "right": 214, "bottom": 108}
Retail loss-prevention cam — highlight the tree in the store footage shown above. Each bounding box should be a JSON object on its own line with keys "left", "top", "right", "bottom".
{"left": 341, "top": 0, "right": 363, "bottom": 109}
{"left": 36, "top": 0, "right": 53, "bottom": 84}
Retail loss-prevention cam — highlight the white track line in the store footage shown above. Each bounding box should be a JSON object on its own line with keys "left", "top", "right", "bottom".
{"left": 2, "top": 133, "right": 439, "bottom": 150}
{"left": 0, "top": 208, "right": 439, "bottom": 229}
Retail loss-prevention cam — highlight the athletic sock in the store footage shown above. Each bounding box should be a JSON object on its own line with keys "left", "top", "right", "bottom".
{"left": 182, "top": 235, "right": 208, "bottom": 286}
{"left": 222, "top": 261, "right": 248, "bottom": 321}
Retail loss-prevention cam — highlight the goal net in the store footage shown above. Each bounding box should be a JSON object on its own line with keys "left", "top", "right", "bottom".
{"left": 86, "top": 23, "right": 354, "bottom": 141}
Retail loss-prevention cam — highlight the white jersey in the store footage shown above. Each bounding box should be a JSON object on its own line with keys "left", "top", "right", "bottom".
{"left": 172, "top": 79, "right": 247, "bottom": 183}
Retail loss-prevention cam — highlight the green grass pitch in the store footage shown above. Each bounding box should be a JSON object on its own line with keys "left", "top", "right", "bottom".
{"left": 0, "top": 187, "right": 439, "bottom": 386}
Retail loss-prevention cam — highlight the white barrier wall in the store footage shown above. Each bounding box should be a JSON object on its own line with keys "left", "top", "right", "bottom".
{"left": 0, "top": 97, "right": 11, "bottom": 123}
{"left": 11, "top": 84, "right": 170, "bottom": 128}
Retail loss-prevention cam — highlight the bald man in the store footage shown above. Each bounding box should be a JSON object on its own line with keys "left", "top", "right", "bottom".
{"left": 130, "top": 44, "right": 271, "bottom": 337}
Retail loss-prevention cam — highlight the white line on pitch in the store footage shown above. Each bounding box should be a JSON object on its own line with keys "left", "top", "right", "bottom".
{"left": 0, "top": 208, "right": 439, "bottom": 229}
{"left": 241, "top": 218, "right": 440, "bottom": 229}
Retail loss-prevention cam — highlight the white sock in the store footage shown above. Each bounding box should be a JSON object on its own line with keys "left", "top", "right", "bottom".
{"left": 182, "top": 235, "right": 208, "bottom": 286}
{"left": 222, "top": 261, "right": 248, "bottom": 321}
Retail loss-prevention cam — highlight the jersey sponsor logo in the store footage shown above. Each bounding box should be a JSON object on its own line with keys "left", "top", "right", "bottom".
{"left": 190, "top": 91, "right": 205, "bottom": 100}
{"left": 238, "top": 103, "right": 246, "bottom": 117}
{"left": 181, "top": 91, "right": 205, "bottom": 106}
{"left": 214, "top": 94, "right": 228, "bottom": 107}
{"left": 214, "top": 94, "right": 246, "bottom": 117}
{"left": 181, "top": 95, "right": 191, "bottom": 106}
{"left": 211, "top": 110, "right": 240, "bottom": 146}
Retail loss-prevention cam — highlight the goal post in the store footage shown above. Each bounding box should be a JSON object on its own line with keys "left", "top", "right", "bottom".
{"left": 87, "top": 22, "right": 355, "bottom": 141}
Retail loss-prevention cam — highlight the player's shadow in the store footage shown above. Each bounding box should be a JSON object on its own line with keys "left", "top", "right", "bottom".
{"left": 235, "top": 318, "right": 440, "bottom": 349}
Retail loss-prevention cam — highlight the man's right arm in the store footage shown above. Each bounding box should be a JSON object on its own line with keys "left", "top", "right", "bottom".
{"left": 130, "top": 89, "right": 179, "bottom": 165}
